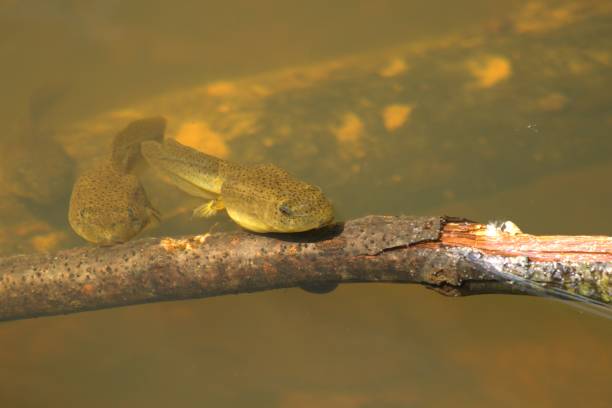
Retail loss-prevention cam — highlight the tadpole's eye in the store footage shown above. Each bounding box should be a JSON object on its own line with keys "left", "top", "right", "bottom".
{"left": 127, "top": 207, "right": 139, "bottom": 222}
{"left": 279, "top": 204, "right": 292, "bottom": 216}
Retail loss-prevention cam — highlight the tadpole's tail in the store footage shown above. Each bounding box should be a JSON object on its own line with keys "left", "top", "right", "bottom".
{"left": 111, "top": 116, "right": 167, "bottom": 173}
{"left": 141, "top": 138, "right": 225, "bottom": 199}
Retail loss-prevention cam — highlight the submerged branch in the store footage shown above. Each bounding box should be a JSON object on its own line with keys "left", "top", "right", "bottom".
{"left": 0, "top": 215, "right": 610, "bottom": 322}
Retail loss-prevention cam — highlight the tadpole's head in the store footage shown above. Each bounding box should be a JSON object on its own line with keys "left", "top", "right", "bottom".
{"left": 269, "top": 182, "right": 334, "bottom": 233}
{"left": 68, "top": 169, "right": 157, "bottom": 245}
{"left": 222, "top": 164, "right": 335, "bottom": 233}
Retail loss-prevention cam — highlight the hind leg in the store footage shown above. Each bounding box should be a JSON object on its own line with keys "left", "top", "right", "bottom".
{"left": 192, "top": 198, "right": 225, "bottom": 218}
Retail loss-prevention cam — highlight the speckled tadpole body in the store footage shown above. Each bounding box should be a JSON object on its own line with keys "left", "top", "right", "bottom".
{"left": 68, "top": 117, "right": 166, "bottom": 245}
{"left": 141, "top": 139, "right": 334, "bottom": 233}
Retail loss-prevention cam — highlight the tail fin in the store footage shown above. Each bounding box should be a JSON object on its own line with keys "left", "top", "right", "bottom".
{"left": 141, "top": 139, "right": 220, "bottom": 199}
{"left": 111, "top": 116, "right": 167, "bottom": 173}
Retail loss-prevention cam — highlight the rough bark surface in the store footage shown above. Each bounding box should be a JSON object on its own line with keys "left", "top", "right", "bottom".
{"left": 1, "top": 215, "right": 610, "bottom": 322}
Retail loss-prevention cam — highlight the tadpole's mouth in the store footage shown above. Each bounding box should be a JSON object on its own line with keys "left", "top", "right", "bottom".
{"left": 286, "top": 211, "right": 316, "bottom": 218}
{"left": 286, "top": 210, "right": 333, "bottom": 224}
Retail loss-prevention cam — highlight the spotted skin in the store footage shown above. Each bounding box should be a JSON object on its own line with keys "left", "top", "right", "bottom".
{"left": 141, "top": 139, "right": 334, "bottom": 233}
{"left": 68, "top": 117, "right": 165, "bottom": 245}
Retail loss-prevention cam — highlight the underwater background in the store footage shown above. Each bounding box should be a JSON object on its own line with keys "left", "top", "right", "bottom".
{"left": 0, "top": 1, "right": 611, "bottom": 406}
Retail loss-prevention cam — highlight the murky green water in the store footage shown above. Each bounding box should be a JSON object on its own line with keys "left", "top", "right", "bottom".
{"left": 1, "top": 1, "right": 611, "bottom": 407}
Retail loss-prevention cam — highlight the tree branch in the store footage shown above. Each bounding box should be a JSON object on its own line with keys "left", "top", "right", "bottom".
{"left": 0, "top": 215, "right": 610, "bottom": 322}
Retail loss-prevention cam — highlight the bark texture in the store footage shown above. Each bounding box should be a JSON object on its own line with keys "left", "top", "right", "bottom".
{"left": 1, "top": 215, "right": 610, "bottom": 322}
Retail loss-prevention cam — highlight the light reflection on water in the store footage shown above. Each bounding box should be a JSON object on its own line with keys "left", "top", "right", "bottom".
{"left": 1, "top": 1, "right": 611, "bottom": 407}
